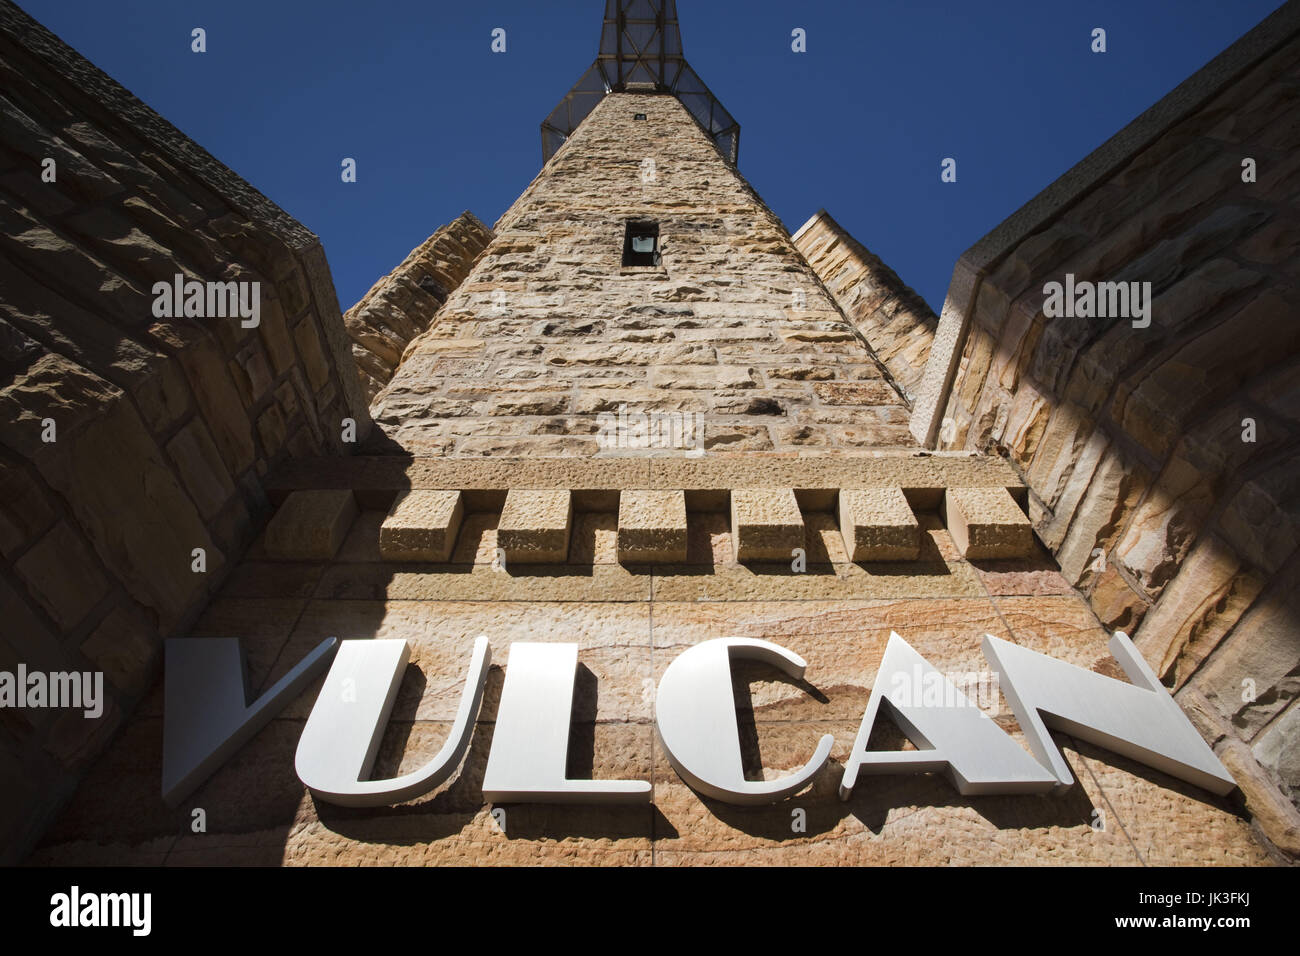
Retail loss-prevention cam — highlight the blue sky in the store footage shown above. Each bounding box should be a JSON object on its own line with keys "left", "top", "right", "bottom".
{"left": 15, "top": 0, "right": 1285, "bottom": 313}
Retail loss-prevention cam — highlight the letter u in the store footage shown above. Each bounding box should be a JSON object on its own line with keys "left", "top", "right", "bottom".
{"left": 295, "top": 637, "right": 491, "bottom": 807}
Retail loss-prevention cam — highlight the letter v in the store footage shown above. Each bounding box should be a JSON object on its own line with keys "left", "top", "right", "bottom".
{"left": 163, "top": 637, "right": 337, "bottom": 806}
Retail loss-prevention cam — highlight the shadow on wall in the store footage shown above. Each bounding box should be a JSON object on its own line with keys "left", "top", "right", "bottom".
{"left": 916, "top": 0, "right": 1300, "bottom": 856}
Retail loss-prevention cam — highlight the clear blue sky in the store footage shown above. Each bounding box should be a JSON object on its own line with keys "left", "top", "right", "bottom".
{"left": 15, "top": 0, "right": 1286, "bottom": 313}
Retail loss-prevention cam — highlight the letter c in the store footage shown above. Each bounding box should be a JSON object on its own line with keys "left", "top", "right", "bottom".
{"left": 655, "top": 638, "right": 832, "bottom": 805}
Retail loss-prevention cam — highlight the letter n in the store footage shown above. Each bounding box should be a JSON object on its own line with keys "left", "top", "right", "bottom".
{"left": 981, "top": 632, "right": 1236, "bottom": 795}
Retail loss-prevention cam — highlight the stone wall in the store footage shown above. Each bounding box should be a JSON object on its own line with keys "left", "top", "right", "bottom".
{"left": 372, "top": 93, "right": 915, "bottom": 457}
{"left": 0, "top": 1, "right": 369, "bottom": 862}
{"left": 918, "top": 3, "right": 1300, "bottom": 856}
{"left": 793, "top": 209, "right": 937, "bottom": 403}
{"left": 344, "top": 211, "right": 493, "bottom": 403}
{"left": 36, "top": 446, "right": 1276, "bottom": 865}
{"left": 5, "top": 0, "right": 1288, "bottom": 869}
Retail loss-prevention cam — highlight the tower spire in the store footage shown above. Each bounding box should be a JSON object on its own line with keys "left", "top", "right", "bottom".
{"left": 541, "top": 1, "right": 739, "bottom": 165}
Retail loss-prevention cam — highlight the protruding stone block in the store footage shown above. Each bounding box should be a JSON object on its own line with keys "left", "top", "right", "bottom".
{"left": 839, "top": 487, "right": 920, "bottom": 561}
{"left": 731, "top": 488, "right": 804, "bottom": 562}
{"left": 943, "top": 486, "right": 1032, "bottom": 559}
{"left": 617, "top": 490, "right": 688, "bottom": 564}
{"left": 379, "top": 490, "right": 464, "bottom": 562}
{"left": 264, "top": 489, "right": 357, "bottom": 559}
{"left": 498, "top": 489, "right": 573, "bottom": 564}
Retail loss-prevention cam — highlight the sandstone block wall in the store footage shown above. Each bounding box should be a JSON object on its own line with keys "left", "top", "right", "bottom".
{"left": 372, "top": 93, "right": 916, "bottom": 457}
{"left": 344, "top": 211, "right": 494, "bottom": 402}
{"left": 0, "top": 1, "right": 369, "bottom": 862}
{"left": 5, "top": 0, "right": 1286, "bottom": 869}
{"left": 793, "top": 209, "right": 938, "bottom": 403}
{"left": 33, "top": 449, "right": 1275, "bottom": 866}
{"left": 924, "top": 12, "right": 1300, "bottom": 855}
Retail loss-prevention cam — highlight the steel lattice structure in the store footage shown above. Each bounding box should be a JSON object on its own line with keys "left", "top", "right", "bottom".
{"left": 541, "top": 0, "right": 740, "bottom": 165}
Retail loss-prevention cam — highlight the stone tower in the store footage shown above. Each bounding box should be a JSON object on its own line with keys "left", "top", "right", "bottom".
{"left": 370, "top": 3, "right": 914, "bottom": 457}
{"left": 8, "top": 0, "right": 1295, "bottom": 865}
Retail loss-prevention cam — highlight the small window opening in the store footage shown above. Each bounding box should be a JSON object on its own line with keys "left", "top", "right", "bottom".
{"left": 622, "top": 221, "right": 660, "bottom": 267}
{"left": 633, "top": 113, "right": 647, "bottom": 121}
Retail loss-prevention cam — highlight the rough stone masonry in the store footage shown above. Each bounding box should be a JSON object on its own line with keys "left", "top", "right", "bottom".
{"left": 372, "top": 92, "right": 915, "bottom": 458}
{"left": 3, "top": 0, "right": 1295, "bottom": 867}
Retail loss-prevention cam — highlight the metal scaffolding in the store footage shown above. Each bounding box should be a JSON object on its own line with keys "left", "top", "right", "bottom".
{"left": 541, "top": 0, "right": 740, "bottom": 166}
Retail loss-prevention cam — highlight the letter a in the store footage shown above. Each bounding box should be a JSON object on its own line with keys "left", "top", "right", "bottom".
{"left": 1042, "top": 281, "right": 1063, "bottom": 317}
{"left": 840, "top": 633, "right": 1056, "bottom": 799}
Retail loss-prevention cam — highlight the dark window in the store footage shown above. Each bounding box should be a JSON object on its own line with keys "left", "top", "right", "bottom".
{"left": 634, "top": 113, "right": 647, "bottom": 121}
{"left": 622, "top": 221, "right": 660, "bottom": 267}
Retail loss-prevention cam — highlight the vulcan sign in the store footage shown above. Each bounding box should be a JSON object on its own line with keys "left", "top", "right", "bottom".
{"left": 161, "top": 631, "right": 1235, "bottom": 810}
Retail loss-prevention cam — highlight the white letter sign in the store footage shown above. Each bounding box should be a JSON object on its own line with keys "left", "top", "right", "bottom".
{"left": 296, "top": 637, "right": 490, "bottom": 807}
{"left": 481, "top": 643, "right": 651, "bottom": 804}
{"left": 656, "top": 638, "right": 833, "bottom": 805}
{"left": 163, "top": 637, "right": 337, "bottom": 806}
{"left": 982, "top": 632, "right": 1235, "bottom": 796}
{"left": 840, "top": 632, "right": 1056, "bottom": 799}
